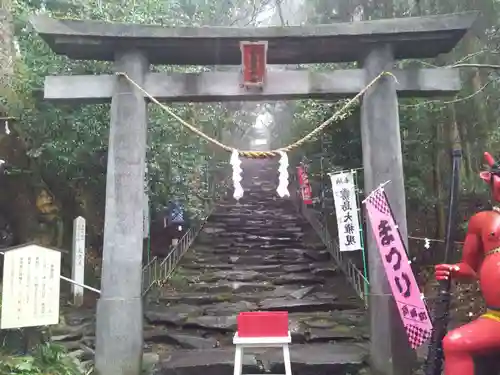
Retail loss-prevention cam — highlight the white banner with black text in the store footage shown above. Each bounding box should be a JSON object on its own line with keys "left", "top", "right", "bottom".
{"left": 330, "top": 171, "right": 362, "bottom": 252}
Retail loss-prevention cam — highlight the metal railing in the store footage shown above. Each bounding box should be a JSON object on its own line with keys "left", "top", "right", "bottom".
{"left": 141, "top": 177, "right": 230, "bottom": 295}
{"left": 293, "top": 186, "right": 369, "bottom": 304}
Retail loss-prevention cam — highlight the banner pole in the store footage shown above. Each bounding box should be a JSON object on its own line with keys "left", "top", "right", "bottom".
{"left": 353, "top": 170, "right": 369, "bottom": 304}
{"left": 424, "top": 148, "right": 462, "bottom": 375}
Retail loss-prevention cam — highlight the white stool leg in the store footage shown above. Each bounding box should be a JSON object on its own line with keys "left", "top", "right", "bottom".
{"left": 233, "top": 345, "right": 243, "bottom": 375}
{"left": 283, "top": 344, "right": 292, "bottom": 375}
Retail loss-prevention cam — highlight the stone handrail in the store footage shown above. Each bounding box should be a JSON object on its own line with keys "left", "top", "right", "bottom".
{"left": 141, "top": 175, "right": 230, "bottom": 296}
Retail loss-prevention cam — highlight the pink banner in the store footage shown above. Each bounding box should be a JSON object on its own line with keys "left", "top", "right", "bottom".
{"left": 364, "top": 187, "right": 432, "bottom": 349}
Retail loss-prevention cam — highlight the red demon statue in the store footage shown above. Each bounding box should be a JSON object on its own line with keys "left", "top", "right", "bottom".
{"left": 435, "top": 151, "right": 500, "bottom": 375}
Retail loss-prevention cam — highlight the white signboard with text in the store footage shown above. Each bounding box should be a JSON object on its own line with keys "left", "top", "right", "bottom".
{"left": 330, "top": 171, "right": 362, "bottom": 252}
{"left": 1, "top": 244, "right": 61, "bottom": 329}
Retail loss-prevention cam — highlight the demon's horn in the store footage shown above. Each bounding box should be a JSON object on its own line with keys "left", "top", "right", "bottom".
{"left": 484, "top": 152, "right": 496, "bottom": 168}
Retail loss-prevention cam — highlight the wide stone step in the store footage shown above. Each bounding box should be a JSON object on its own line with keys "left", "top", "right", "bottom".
{"left": 203, "top": 226, "right": 304, "bottom": 235}
{"left": 144, "top": 308, "right": 367, "bottom": 336}
{"left": 188, "top": 270, "right": 326, "bottom": 285}
{"left": 198, "top": 233, "right": 304, "bottom": 243}
{"left": 184, "top": 263, "right": 309, "bottom": 272}
{"left": 181, "top": 262, "right": 337, "bottom": 274}
{"left": 182, "top": 254, "right": 321, "bottom": 266}
{"left": 215, "top": 209, "right": 295, "bottom": 214}
{"left": 209, "top": 213, "right": 302, "bottom": 221}
{"left": 189, "top": 282, "right": 278, "bottom": 294}
{"left": 209, "top": 219, "right": 305, "bottom": 226}
{"left": 52, "top": 307, "right": 368, "bottom": 354}
{"left": 209, "top": 210, "right": 304, "bottom": 217}
{"left": 196, "top": 236, "right": 303, "bottom": 247}
{"left": 152, "top": 343, "right": 368, "bottom": 375}
{"left": 214, "top": 209, "right": 300, "bottom": 215}
{"left": 185, "top": 248, "right": 331, "bottom": 263}
{"left": 202, "top": 228, "right": 304, "bottom": 236}
{"left": 206, "top": 221, "right": 308, "bottom": 229}
{"left": 210, "top": 243, "right": 308, "bottom": 252}
{"left": 191, "top": 244, "right": 320, "bottom": 253}
{"left": 144, "top": 330, "right": 218, "bottom": 349}
{"left": 217, "top": 204, "right": 298, "bottom": 208}
{"left": 148, "top": 292, "right": 362, "bottom": 318}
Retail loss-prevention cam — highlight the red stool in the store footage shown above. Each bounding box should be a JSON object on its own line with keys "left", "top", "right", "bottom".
{"left": 233, "top": 312, "right": 291, "bottom": 375}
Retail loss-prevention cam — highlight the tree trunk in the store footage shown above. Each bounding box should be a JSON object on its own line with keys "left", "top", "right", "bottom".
{"left": 463, "top": 34, "right": 488, "bottom": 172}
{"left": 433, "top": 116, "right": 446, "bottom": 242}
{"left": 0, "top": 127, "right": 64, "bottom": 247}
{"left": 0, "top": 5, "right": 15, "bottom": 115}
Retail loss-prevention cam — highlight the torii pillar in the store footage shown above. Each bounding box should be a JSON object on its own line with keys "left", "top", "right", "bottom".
{"left": 31, "top": 12, "right": 476, "bottom": 375}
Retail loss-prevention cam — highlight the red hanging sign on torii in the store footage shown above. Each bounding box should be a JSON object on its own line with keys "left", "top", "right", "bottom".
{"left": 240, "top": 41, "right": 268, "bottom": 90}
{"left": 297, "top": 166, "right": 313, "bottom": 205}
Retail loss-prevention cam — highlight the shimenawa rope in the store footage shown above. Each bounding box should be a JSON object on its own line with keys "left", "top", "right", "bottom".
{"left": 116, "top": 71, "right": 395, "bottom": 158}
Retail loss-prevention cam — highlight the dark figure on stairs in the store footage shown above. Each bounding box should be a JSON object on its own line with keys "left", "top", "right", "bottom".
{"left": 149, "top": 200, "right": 190, "bottom": 257}
{"left": 163, "top": 200, "right": 188, "bottom": 246}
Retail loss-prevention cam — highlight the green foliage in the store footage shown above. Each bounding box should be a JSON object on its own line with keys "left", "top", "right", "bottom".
{"left": 0, "top": 343, "right": 81, "bottom": 375}
{"left": 3, "top": 0, "right": 500, "bottom": 251}
{"left": 268, "top": 0, "right": 500, "bottom": 250}
{"left": 2, "top": 0, "right": 267, "bottom": 245}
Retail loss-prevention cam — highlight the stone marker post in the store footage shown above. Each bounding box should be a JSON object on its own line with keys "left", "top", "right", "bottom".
{"left": 94, "top": 50, "right": 148, "bottom": 375}
{"left": 71, "top": 216, "right": 86, "bottom": 307}
{"left": 144, "top": 164, "right": 149, "bottom": 239}
{"left": 361, "top": 44, "right": 415, "bottom": 375}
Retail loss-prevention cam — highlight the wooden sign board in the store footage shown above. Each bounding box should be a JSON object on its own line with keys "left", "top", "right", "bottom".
{"left": 1, "top": 244, "right": 61, "bottom": 329}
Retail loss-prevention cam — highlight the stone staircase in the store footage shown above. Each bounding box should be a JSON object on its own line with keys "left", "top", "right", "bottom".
{"left": 146, "top": 158, "right": 370, "bottom": 375}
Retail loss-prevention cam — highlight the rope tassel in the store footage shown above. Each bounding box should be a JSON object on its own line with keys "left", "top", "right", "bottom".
{"left": 276, "top": 151, "right": 290, "bottom": 198}
{"left": 230, "top": 149, "right": 244, "bottom": 200}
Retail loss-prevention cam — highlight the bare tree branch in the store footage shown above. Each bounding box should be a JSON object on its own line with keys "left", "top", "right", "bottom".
{"left": 449, "top": 63, "right": 500, "bottom": 69}
{"left": 274, "top": 0, "right": 285, "bottom": 26}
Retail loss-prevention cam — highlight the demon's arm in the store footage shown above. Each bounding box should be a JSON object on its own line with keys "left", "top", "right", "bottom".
{"left": 435, "top": 214, "right": 482, "bottom": 282}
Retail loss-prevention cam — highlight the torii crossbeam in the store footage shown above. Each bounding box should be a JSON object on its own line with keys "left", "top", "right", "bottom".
{"left": 31, "top": 11, "right": 477, "bottom": 375}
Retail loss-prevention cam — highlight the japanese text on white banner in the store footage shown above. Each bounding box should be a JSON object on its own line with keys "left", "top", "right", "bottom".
{"left": 330, "top": 171, "right": 362, "bottom": 252}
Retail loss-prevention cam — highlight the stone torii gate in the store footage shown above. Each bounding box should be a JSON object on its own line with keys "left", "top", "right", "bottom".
{"left": 31, "top": 12, "right": 476, "bottom": 375}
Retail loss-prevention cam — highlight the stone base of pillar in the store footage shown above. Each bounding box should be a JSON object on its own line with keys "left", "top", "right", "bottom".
{"left": 95, "top": 297, "right": 143, "bottom": 375}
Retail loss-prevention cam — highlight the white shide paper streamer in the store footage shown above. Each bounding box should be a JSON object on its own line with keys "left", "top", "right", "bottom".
{"left": 276, "top": 151, "right": 290, "bottom": 198}
{"left": 230, "top": 149, "right": 244, "bottom": 200}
